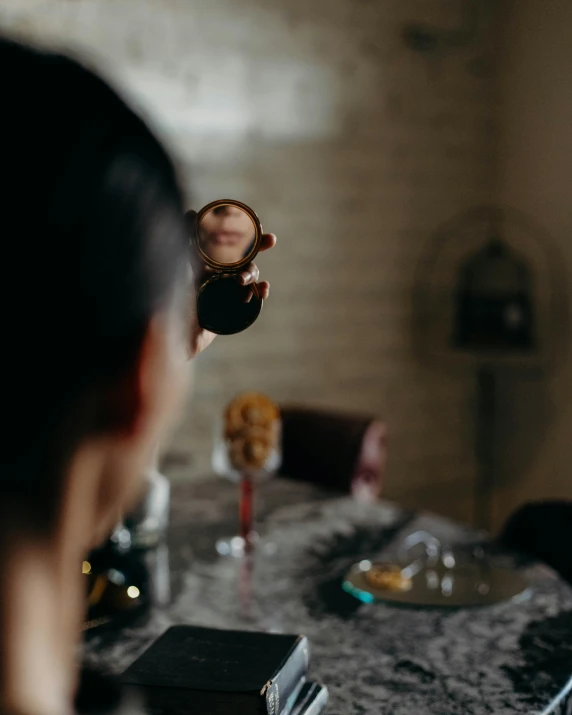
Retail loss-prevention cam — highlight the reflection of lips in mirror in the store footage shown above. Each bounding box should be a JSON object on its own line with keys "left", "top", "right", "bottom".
{"left": 211, "top": 230, "right": 246, "bottom": 246}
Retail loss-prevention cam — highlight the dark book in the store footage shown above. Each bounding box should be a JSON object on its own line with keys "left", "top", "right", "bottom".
{"left": 121, "top": 625, "right": 311, "bottom": 715}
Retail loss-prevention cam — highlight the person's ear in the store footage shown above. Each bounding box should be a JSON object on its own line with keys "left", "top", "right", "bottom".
{"left": 108, "top": 316, "right": 171, "bottom": 441}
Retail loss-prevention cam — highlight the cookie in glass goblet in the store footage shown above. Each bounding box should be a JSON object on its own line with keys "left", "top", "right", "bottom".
{"left": 227, "top": 427, "right": 274, "bottom": 472}
{"left": 224, "top": 393, "right": 280, "bottom": 472}
{"left": 224, "top": 392, "right": 280, "bottom": 439}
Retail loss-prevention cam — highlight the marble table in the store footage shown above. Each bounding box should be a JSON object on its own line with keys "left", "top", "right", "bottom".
{"left": 84, "top": 477, "right": 572, "bottom": 715}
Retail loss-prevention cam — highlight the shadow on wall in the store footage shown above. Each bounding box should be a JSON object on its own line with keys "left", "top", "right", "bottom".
{"left": 494, "top": 377, "right": 555, "bottom": 492}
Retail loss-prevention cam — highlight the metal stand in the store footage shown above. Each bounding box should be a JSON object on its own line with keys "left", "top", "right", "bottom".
{"left": 239, "top": 472, "right": 255, "bottom": 553}
{"left": 475, "top": 366, "right": 495, "bottom": 530}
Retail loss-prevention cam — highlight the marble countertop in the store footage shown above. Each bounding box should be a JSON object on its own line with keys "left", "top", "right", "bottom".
{"left": 84, "top": 477, "right": 572, "bottom": 715}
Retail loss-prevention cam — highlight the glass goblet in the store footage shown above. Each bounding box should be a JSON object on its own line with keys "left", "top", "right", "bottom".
{"left": 212, "top": 419, "right": 281, "bottom": 558}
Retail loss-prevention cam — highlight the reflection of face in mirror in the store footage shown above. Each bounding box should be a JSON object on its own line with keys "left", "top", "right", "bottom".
{"left": 198, "top": 204, "right": 256, "bottom": 265}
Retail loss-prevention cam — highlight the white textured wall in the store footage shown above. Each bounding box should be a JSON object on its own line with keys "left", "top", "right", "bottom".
{"left": 0, "top": 0, "right": 500, "bottom": 523}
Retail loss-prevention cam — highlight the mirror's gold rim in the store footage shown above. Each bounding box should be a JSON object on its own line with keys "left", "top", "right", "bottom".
{"left": 193, "top": 199, "right": 262, "bottom": 271}
{"left": 196, "top": 274, "right": 263, "bottom": 335}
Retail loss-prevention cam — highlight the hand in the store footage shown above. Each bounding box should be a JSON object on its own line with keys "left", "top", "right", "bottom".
{"left": 185, "top": 209, "right": 276, "bottom": 358}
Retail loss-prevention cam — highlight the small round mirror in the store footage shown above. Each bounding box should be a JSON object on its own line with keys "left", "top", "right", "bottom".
{"left": 197, "top": 275, "right": 262, "bottom": 336}
{"left": 196, "top": 200, "right": 261, "bottom": 269}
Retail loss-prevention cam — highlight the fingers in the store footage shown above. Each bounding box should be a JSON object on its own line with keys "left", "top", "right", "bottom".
{"left": 239, "top": 262, "right": 260, "bottom": 285}
{"left": 241, "top": 282, "right": 269, "bottom": 303}
{"left": 238, "top": 264, "right": 269, "bottom": 300}
{"left": 259, "top": 233, "right": 277, "bottom": 252}
{"left": 238, "top": 233, "right": 276, "bottom": 284}
{"left": 257, "top": 281, "right": 270, "bottom": 300}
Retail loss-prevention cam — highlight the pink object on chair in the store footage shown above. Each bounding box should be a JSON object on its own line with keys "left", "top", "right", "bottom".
{"left": 278, "top": 406, "right": 387, "bottom": 501}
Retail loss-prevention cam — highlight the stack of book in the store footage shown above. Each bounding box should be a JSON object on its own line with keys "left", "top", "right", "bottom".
{"left": 121, "top": 625, "right": 328, "bottom": 715}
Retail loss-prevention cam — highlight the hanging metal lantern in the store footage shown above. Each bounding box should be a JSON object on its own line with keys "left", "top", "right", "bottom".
{"left": 412, "top": 206, "right": 568, "bottom": 530}
{"left": 452, "top": 237, "right": 535, "bottom": 352}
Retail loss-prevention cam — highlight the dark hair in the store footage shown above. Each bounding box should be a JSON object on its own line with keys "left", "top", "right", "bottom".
{"left": 0, "top": 38, "right": 189, "bottom": 524}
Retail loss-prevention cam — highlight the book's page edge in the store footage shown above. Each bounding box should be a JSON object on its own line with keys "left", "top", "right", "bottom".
{"left": 268, "top": 635, "right": 310, "bottom": 684}
{"left": 291, "top": 682, "right": 329, "bottom": 715}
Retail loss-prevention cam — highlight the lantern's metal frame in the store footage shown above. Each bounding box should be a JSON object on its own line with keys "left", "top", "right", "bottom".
{"left": 453, "top": 238, "right": 535, "bottom": 353}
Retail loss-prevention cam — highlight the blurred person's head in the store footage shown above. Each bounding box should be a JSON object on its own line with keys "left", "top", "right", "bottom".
{"left": 198, "top": 204, "right": 255, "bottom": 264}
{"left": 0, "top": 37, "right": 190, "bottom": 714}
